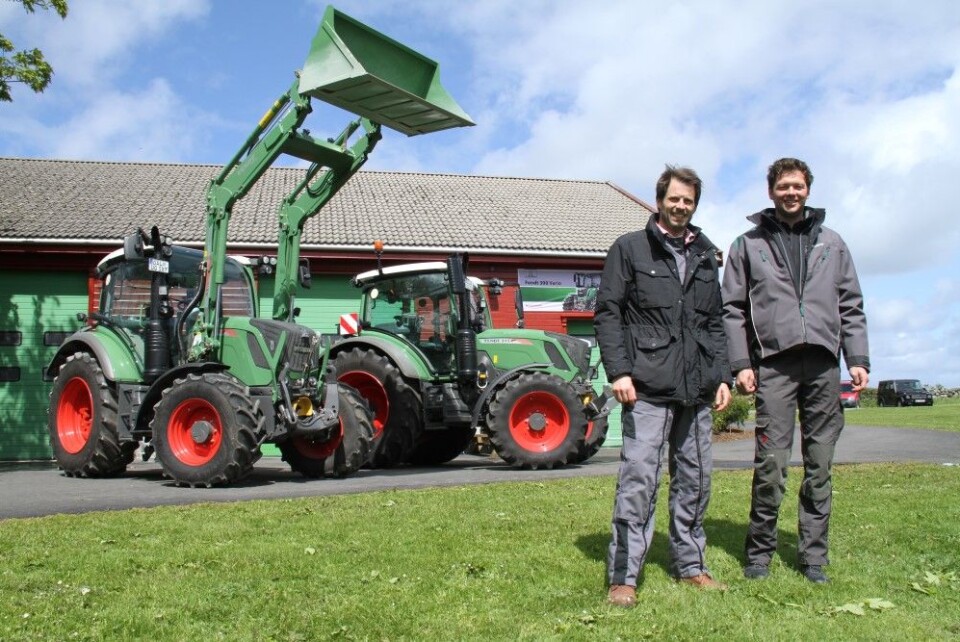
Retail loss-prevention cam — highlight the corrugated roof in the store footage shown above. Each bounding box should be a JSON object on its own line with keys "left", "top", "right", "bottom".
{"left": 0, "top": 157, "right": 653, "bottom": 257}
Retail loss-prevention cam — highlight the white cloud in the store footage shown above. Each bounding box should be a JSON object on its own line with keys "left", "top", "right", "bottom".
{"left": 47, "top": 79, "right": 217, "bottom": 162}
{"left": 13, "top": 0, "right": 210, "bottom": 90}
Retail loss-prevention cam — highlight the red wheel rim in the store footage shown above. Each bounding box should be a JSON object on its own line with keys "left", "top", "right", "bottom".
{"left": 508, "top": 390, "right": 570, "bottom": 452}
{"left": 292, "top": 420, "right": 344, "bottom": 460}
{"left": 167, "top": 398, "right": 221, "bottom": 466}
{"left": 339, "top": 370, "right": 388, "bottom": 438}
{"left": 57, "top": 377, "right": 93, "bottom": 454}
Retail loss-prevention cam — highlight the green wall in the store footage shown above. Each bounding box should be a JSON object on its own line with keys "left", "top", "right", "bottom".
{"left": 0, "top": 271, "right": 89, "bottom": 461}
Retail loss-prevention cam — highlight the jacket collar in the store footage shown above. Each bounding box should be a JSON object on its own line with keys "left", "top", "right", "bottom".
{"left": 647, "top": 214, "right": 716, "bottom": 253}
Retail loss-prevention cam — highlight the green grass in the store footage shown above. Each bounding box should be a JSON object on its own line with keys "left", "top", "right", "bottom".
{"left": 845, "top": 396, "right": 960, "bottom": 431}
{"left": 2, "top": 464, "right": 958, "bottom": 641}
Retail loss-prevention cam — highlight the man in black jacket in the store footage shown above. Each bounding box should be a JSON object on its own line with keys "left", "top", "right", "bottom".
{"left": 722, "top": 158, "right": 870, "bottom": 584}
{"left": 595, "top": 165, "right": 731, "bottom": 607}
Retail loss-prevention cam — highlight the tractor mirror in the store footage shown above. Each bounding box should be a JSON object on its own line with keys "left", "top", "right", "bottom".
{"left": 447, "top": 255, "right": 466, "bottom": 294}
{"left": 298, "top": 258, "right": 312, "bottom": 289}
{"left": 299, "top": 5, "right": 474, "bottom": 136}
{"left": 123, "top": 231, "right": 144, "bottom": 260}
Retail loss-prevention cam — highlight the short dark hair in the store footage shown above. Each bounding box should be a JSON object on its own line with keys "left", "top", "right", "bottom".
{"left": 767, "top": 158, "right": 813, "bottom": 190}
{"left": 656, "top": 165, "right": 702, "bottom": 206}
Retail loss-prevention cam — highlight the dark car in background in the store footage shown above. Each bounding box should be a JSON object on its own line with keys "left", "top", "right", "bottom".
{"left": 877, "top": 379, "right": 934, "bottom": 407}
{"left": 840, "top": 380, "right": 861, "bottom": 408}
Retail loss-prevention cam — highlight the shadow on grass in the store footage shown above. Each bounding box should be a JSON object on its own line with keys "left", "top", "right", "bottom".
{"left": 575, "top": 517, "right": 801, "bottom": 583}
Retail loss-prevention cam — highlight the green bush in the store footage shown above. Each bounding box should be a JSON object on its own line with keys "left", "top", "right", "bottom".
{"left": 711, "top": 390, "right": 753, "bottom": 433}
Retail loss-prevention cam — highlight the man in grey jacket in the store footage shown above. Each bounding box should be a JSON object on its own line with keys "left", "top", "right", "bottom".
{"left": 722, "top": 158, "right": 869, "bottom": 584}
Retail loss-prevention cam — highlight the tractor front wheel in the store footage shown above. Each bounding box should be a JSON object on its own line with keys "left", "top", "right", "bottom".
{"left": 279, "top": 385, "right": 375, "bottom": 478}
{"left": 332, "top": 348, "right": 422, "bottom": 468}
{"left": 150, "top": 372, "right": 264, "bottom": 487}
{"left": 485, "top": 372, "right": 586, "bottom": 470}
{"left": 48, "top": 352, "right": 135, "bottom": 477}
{"left": 569, "top": 415, "right": 609, "bottom": 464}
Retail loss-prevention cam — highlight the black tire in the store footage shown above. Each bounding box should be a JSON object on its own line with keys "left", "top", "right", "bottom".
{"left": 570, "top": 415, "right": 609, "bottom": 464}
{"left": 48, "top": 352, "right": 136, "bottom": 477}
{"left": 279, "top": 385, "right": 375, "bottom": 478}
{"left": 150, "top": 372, "right": 264, "bottom": 487}
{"left": 485, "top": 372, "right": 587, "bottom": 470}
{"left": 406, "top": 425, "right": 475, "bottom": 466}
{"left": 332, "top": 348, "right": 422, "bottom": 468}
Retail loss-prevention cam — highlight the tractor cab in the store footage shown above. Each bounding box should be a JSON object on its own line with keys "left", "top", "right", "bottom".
{"left": 94, "top": 244, "right": 257, "bottom": 369}
{"left": 353, "top": 262, "right": 490, "bottom": 374}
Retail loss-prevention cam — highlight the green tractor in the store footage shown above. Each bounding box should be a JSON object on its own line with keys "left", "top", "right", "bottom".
{"left": 329, "top": 249, "right": 613, "bottom": 469}
{"left": 44, "top": 6, "right": 473, "bottom": 486}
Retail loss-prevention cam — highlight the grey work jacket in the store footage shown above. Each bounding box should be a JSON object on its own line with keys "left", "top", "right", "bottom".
{"left": 721, "top": 207, "right": 870, "bottom": 374}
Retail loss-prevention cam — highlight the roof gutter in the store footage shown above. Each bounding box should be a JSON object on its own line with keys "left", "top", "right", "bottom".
{"left": 0, "top": 237, "right": 609, "bottom": 259}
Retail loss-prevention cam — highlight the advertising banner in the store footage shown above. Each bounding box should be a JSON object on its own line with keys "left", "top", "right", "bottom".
{"left": 517, "top": 269, "right": 602, "bottom": 312}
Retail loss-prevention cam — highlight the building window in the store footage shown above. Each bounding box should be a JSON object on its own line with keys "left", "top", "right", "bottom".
{"left": 0, "top": 366, "right": 20, "bottom": 382}
{"left": 44, "top": 331, "right": 72, "bottom": 346}
{"left": 0, "top": 331, "right": 22, "bottom": 346}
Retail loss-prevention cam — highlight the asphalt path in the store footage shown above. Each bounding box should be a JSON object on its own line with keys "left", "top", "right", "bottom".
{"left": 1, "top": 424, "right": 957, "bottom": 520}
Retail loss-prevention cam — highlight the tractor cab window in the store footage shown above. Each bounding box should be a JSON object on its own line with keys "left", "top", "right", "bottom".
{"left": 100, "top": 249, "right": 254, "bottom": 322}
{"left": 364, "top": 272, "right": 457, "bottom": 372}
{"left": 466, "top": 281, "right": 487, "bottom": 332}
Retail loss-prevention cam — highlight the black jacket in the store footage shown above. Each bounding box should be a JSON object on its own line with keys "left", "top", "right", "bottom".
{"left": 594, "top": 215, "right": 728, "bottom": 406}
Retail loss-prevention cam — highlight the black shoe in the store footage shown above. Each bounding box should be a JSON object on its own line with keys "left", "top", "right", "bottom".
{"left": 801, "top": 565, "right": 829, "bottom": 584}
{"left": 743, "top": 564, "right": 769, "bottom": 580}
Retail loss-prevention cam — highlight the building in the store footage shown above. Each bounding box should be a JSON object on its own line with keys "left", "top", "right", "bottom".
{"left": 0, "top": 157, "right": 654, "bottom": 461}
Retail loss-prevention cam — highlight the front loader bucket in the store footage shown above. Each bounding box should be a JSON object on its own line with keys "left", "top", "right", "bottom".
{"left": 300, "top": 5, "right": 474, "bottom": 136}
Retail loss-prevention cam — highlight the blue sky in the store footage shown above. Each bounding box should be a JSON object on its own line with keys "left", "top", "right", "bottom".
{"left": 2, "top": 0, "right": 960, "bottom": 387}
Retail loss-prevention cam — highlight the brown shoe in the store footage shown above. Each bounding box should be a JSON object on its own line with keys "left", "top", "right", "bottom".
{"left": 607, "top": 584, "right": 637, "bottom": 607}
{"left": 678, "top": 573, "right": 727, "bottom": 590}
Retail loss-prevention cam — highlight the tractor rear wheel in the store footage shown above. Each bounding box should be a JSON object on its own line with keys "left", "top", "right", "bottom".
{"left": 406, "top": 425, "right": 475, "bottom": 466}
{"left": 279, "top": 385, "right": 375, "bottom": 478}
{"left": 485, "top": 372, "right": 586, "bottom": 470}
{"left": 150, "top": 372, "right": 264, "bottom": 487}
{"left": 48, "top": 352, "right": 136, "bottom": 477}
{"left": 332, "top": 348, "right": 422, "bottom": 468}
{"left": 569, "top": 415, "right": 609, "bottom": 464}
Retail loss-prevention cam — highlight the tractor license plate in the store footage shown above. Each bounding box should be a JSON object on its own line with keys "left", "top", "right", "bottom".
{"left": 148, "top": 258, "right": 169, "bottom": 274}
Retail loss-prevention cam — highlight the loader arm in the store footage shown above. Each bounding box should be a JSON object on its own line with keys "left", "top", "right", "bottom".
{"left": 192, "top": 77, "right": 381, "bottom": 357}
{"left": 187, "top": 3, "right": 472, "bottom": 361}
{"left": 272, "top": 117, "right": 382, "bottom": 322}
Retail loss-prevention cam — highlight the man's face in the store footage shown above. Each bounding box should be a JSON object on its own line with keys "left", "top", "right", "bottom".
{"left": 769, "top": 169, "right": 809, "bottom": 220}
{"left": 657, "top": 179, "right": 697, "bottom": 236}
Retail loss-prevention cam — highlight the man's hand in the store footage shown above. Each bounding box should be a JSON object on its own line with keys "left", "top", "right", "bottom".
{"left": 735, "top": 369, "right": 757, "bottom": 394}
{"left": 849, "top": 366, "right": 869, "bottom": 391}
{"left": 612, "top": 375, "right": 637, "bottom": 405}
{"left": 714, "top": 382, "right": 731, "bottom": 411}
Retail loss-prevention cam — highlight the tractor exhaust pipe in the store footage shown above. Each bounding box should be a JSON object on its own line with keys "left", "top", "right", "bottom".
{"left": 448, "top": 253, "right": 477, "bottom": 381}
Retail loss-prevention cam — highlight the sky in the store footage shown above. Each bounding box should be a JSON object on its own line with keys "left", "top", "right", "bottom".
{"left": 2, "top": 0, "right": 960, "bottom": 388}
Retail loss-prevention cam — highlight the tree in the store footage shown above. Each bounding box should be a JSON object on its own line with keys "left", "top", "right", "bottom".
{"left": 0, "top": 0, "right": 68, "bottom": 102}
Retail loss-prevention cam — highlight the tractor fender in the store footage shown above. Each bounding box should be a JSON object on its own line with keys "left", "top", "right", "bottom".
{"left": 45, "top": 330, "right": 143, "bottom": 382}
{"left": 327, "top": 335, "right": 426, "bottom": 380}
{"left": 134, "top": 362, "right": 228, "bottom": 433}
{"left": 469, "top": 363, "right": 551, "bottom": 431}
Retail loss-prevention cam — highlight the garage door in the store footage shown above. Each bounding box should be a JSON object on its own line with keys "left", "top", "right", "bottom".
{"left": 0, "top": 270, "right": 89, "bottom": 461}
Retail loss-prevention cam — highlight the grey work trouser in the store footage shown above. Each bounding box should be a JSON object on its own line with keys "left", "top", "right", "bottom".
{"left": 745, "top": 346, "right": 843, "bottom": 567}
{"left": 607, "top": 400, "right": 713, "bottom": 587}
